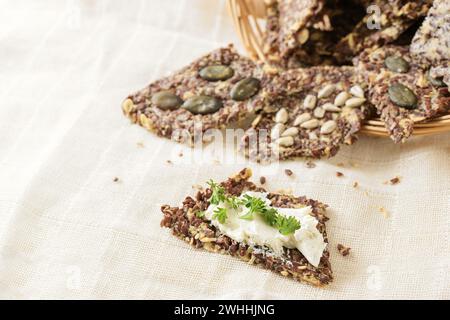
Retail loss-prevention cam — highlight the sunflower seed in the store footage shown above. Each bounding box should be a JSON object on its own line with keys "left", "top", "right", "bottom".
{"left": 427, "top": 71, "right": 446, "bottom": 87}
{"left": 122, "top": 98, "right": 135, "bottom": 114}
{"left": 297, "top": 28, "right": 309, "bottom": 44}
{"left": 293, "top": 113, "right": 311, "bottom": 126}
{"left": 322, "top": 102, "right": 341, "bottom": 112}
{"left": 384, "top": 56, "right": 410, "bottom": 73}
{"left": 334, "top": 91, "right": 350, "bottom": 106}
{"left": 230, "top": 77, "right": 260, "bottom": 101}
{"left": 152, "top": 91, "right": 183, "bottom": 110}
{"left": 199, "top": 65, "right": 234, "bottom": 81}
{"left": 345, "top": 97, "right": 366, "bottom": 108}
{"left": 309, "top": 132, "right": 318, "bottom": 140}
{"left": 182, "top": 95, "right": 223, "bottom": 114}
{"left": 349, "top": 85, "right": 365, "bottom": 98}
{"left": 388, "top": 83, "right": 417, "bottom": 109}
{"left": 301, "top": 119, "right": 320, "bottom": 129}
{"left": 281, "top": 127, "right": 299, "bottom": 137}
{"left": 303, "top": 94, "right": 317, "bottom": 109}
{"left": 275, "top": 108, "right": 289, "bottom": 123}
{"left": 317, "top": 84, "right": 335, "bottom": 99}
{"left": 320, "top": 120, "right": 337, "bottom": 134}
{"left": 270, "top": 123, "right": 285, "bottom": 140}
{"left": 313, "top": 107, "right": 325, "bottom": 118}
{"left": 276, "top": 136, "right": 294, "bottom": 147}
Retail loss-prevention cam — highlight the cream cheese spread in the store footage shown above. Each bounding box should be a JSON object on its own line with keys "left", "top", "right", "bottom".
{"left": 205, "top": 191, "right": 327, "bottom": 267}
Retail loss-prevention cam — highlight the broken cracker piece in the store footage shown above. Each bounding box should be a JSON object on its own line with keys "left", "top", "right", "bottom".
{"left": 161, "top": 168, "right": 333, "bottom": 287}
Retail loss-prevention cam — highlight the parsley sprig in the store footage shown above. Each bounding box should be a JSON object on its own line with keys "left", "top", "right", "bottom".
{"left": 239, "top": 195, "right": 301, "bottom": 235}
{"left": 212, "top": 207, "right": 228, "bottom": 224}
{"left": 207, "top": 180, "right": 226, "bottom": 205}
{"left": 206, "top": 179, "right": 301, "bottom": 235}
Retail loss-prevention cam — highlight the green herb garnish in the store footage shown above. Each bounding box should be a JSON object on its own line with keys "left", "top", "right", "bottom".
{"left": 195, "top": 210, "right": 205, "bottom": 218}
{"left": 206, "top": 179, "right": 301, "bottom": 235}
{"left": 212, "top": 207, "right": 228, "bottom": 224}
{"left": 238, "top": 195, "right": 300, "bottom": 235}
{"left": 207, "top": 179, "right": 226, "bottom": 205}
{"left": 259, "top": 207, "right": 278, "bottom": 227}
{"left": 225, "top": 195, "right": 242, "bottom": 209}
{"left": 276, "top": 215, "right": 301, "bottom": 235}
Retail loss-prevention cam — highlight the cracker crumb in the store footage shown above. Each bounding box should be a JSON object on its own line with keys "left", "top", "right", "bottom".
{"left": 353, "top": 181, "right": 359, "bottom": 188}
{"left": 378, "top": 206, "right": 389, "bottom": 219}
{"left": 166, "top": 160, "right": 173, "bottom": 164}
{"left": 192, "top": 184, "right": 203, "bottom": 191}
{"left": 337, "top": 244, "right": 351, "bottom": 257}
{"left": 178, "top": 152, "right": 184, "bottom": 157}
{"left": 136, "top": 142, "right": 145, "bottom": 148}
{"left": 306, "top": 161, "right": 316, "bottom": 169}
{"left": 336, "top": 171, "right": 344, "bottom": 177}
{"left": 285, "top": 169, "right": 293, "bottom": 176}
{"left": 276, "top": 188, "right": 293, "bottom": 195}
{"left": 389, "top": 176, "right": 401, "bottom": 185}
{"left": 260, "top": 176, "right": 267, "bottom": 185}
{"left": 349, "top": 161, "right": 359, "bottom": 168}
{"left": 113, "top": 177, "right": 119, "bottom": 182}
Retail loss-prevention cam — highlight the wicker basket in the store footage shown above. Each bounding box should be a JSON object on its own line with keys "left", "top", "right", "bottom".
{"left": 227, "top": 0, "right": 450, "bottom": 137}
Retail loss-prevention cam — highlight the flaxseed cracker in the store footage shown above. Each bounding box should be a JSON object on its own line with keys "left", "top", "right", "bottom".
{"left": 264, "top": 0, "right": 365, "bottom": 68}
{"left": 354, "top": 45, "right": 450, "bottom": 143}
{"left": 410, "top": 0, "right": 450, "bottom": 87}
{"left": 160, "top": 168, "right": 333, "bottom": 287}
{"left": 334, "top": 0, "right": 433, "bottom": 64}
{"left": 241, "top": 66, "right": 373, "bottom": 161}
{"left": 122, "top": 45, "right": 263, "bottom": 145}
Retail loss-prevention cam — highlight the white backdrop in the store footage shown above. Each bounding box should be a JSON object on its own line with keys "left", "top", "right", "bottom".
{"left": 0, "top": 0, "right": 449, "bottom": 299}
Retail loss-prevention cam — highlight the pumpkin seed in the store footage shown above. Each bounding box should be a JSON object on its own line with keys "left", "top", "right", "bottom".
{"left": 384, "top": 56, "right": 410, "bottom": 73}
{"left": 275, "top": 108, "right": 289, "bottom": 123}
{"left": 427, "top": 71, "right": 446, "bottom": 87}
{"left": 182, "top": 95, "right": 223, "bottom": 114}
{"left": 345, "top": 97, "right": 366, "bottom": 108}
{"left": 293, "top": 113, "right": 311, "bottom": 126}
{"left": 199, "top": 65, "right": 234, "bottom": 81}
{"left": 350, "top": 85, "right": 365, "bottom": 98}
{"left": 281, "top": 127, "right": 299, "bottom": 137}
{"left": 320, "top": 120, "right": 337, "bottom": 134}
{"left": 152, "top": 90, "right": 182, "bottom": 110}
{"left": 230, "top": 77, "right": 260, "bottom": 101}
{"left": 301, "top": 119, "right": 320, "bottom": 129}
{"left": 318, "top": 84, "right": 335, "bottom": 99}
{"left": 303, "top": 94, "right": 317, "bottom": 109}
{"left": 334, "top": 92, "right": 350, "bottom": 106}
{"left": 388, "top": 83, "right": 417, "bottom": 109}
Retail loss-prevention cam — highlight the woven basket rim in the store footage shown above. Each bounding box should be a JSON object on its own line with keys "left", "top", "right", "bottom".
{"left": 227, "top": 0, "right": 450, "bottom": 137}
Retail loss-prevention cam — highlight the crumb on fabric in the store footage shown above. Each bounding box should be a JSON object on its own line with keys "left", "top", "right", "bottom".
{"left": 389, "top": 176, "right": 401, "bottom": 185}
{"left": 306, "top": 161, "right": 316, "bottom": 169}
{"left": 166, "top": 160, "right": 173, "bottom": 164}
{"left": 285, "top": 169, "right": 293, "bottom": 176}
{"left": 260, "top": 176, "right": 267, "bottom": 185}
{"left": 336, "top": 171, "right": 344, "bottom": 177}
{"left": 337, "top": 244, "right": 351, "bottom": 257}
{"left": 113, "top": 177, "right": 119, "bottom": 182}
{"left": 379, "top": 206, "right": 389, "bottom": 219}
{"left": 353, "top": 181, "right": 359, "bottom": 188}
{"left": 136, "top": 142, "right": 144, "bottom": 148}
